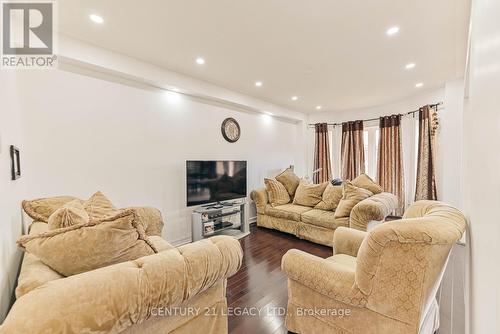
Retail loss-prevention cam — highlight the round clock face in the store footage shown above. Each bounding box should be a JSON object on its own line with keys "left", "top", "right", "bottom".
{"left": 221, "top": 118, "right": 241, "bottom": 143}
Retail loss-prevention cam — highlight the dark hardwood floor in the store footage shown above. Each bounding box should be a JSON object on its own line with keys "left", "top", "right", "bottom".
{"left": 227, "top": 224, "right": 331, "bottom": 334}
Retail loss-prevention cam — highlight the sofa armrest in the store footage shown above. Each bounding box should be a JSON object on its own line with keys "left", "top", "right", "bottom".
{"left": 281, "top": 249, "right": 365, "bottom": 307}
{"left": 1, "top": 236, "right": 243, "bottom": 334}
{"left": 349, "top": 192, "right": 397, "bottom": 231}
{"left": 332, "top": 227, "right": 367, "bottom": 257}
{"left": 250, "top": 188, "right": 268, "bottom": 214}
{"left": 125, "top": 206, "right": 164, "bottom": 237}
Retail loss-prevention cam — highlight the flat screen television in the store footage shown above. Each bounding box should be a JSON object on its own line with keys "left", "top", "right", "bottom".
{"left": 186, "top": 160, "right": 247, "bottom": 207}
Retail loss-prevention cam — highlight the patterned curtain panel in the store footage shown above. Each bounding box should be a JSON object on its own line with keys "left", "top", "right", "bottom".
{"left": 313, "top": 123, "right": 332, "bottom": 183}
{"left": 341, "top": 120, "right": 365, "bottom": 181}
{"left": 377, "top": 115, "right": 405, "bottom": 215}
{"left": 415, "top": 105, "right": 438, "bottom": 200}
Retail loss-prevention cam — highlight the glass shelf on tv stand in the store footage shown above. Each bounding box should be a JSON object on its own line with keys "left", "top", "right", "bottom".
{"left": 192, "top": 200, "right": 249, "bottom": 241}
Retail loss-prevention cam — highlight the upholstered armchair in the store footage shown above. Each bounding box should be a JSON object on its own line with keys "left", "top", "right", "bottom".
{"left": 282, "top": 201, "right": 466, "bottom": 334}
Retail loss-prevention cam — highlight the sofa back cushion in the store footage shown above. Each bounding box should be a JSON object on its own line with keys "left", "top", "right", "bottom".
{"left": 293, "top": 181, "right": 329, "bottom": 207}
{"left": 48, "top": 200, "right": 89, "bottom": 230}
{"left": 352, "top": 173, "right": 383, "bottom": 194}
{"left": 17, "top": 209, "right": 157, "bottom": 276}
{"left": 265, "top": 178, "right": 291, "bottom": 207}
{"left": 22, "top": 196, "right": 83, "bottom": 223}
{"left": 125, "top": 207, "right": 165, "bottom": 236}
{"left": 334, "top": 181, "right": 373, "bottom": 218}
{"left": 356, "top": 201, "right": 467, "bottom": 324}
{"left": 83, "top": 191, "right": 120, "bottom": 219}
{"left": 275, "top": 168, "right": 300, "bottom": 197}
{"left": 315, "top": 184, "right": 343, "bottom": 211}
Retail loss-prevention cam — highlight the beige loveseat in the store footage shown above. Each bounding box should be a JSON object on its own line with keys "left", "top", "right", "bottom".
{"left": 251, "top": 183, "right": 397, "bottom": 246}
{"left": 282, "top": 201, "right": 466, "bottom": 334}
{"left": 1, "top": 206, "right": 243, "bottom": 334}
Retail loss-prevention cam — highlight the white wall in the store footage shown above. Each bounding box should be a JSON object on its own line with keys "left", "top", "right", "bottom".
{"left": 0, "top": 71, "right": 26, "bottom": 322}
{"left": 463, "top": 0, "right": 500, "bottom": 332}
{"left": 15, "top": 69, "right": 305, "bottom": 245}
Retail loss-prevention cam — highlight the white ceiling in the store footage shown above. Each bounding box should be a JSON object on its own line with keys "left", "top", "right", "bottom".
{"left": 58, "top": 0, "right": 470, "bottom": 113}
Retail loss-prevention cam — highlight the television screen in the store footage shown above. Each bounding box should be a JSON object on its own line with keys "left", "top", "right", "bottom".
{"left": 186, "top": 160, "right": 247, "bottom": 207}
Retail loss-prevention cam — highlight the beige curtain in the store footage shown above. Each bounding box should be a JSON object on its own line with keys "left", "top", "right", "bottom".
{"left": 377, "top": 115, "right": 405, "bottom": 215}
{"left": 415, "top": 105, "right": 438, "bottom": 200}
{"left": 341, "top": 120, "right": 365, "bottom": 181}
{"left": 313, "top": 123, "right": 332, "bottom": 183}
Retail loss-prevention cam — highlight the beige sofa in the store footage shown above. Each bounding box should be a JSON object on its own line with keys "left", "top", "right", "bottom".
{"left": 281, "top": 200, "right": 467, "bottom": 334}
{"left": 1, "top": 211, "right": 243, "bottom": 334}
{"left": 250, "top": 186, "right": 397, "bottom": 246}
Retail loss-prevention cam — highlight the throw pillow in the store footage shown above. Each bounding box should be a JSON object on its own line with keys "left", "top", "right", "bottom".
{"left": 17, "top": 209, "right": 157, "bottom": 276}
{"left": 48, "top": 200, "right": 89, "bottom": 230}
{"left": 352, "top": 173, "right": 383, "bottom": 194}
{"left": 22, "top": 196, "right": 82, "bottom": 223}
{"left": 293, "top": 181, "right": 329, "bottom": 207}
{"left": 275, "top": 168, "right": 300, "bottom": 196}
{"left": 315, "top": 184, "right": 343, "bottom": 211}
{"left": 334, "top": 181, "right": 373, "bottom": 218}
{"left": 265, "top": 178, "right": 291, "bottom": 207}
{"left": 83, "top": 191, "right": 119, "bottom": 220}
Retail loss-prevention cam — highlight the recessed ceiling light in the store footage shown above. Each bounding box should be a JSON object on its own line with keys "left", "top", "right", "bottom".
{"left": 415, "top": 82, "right": 423, "bottom": 88}
{"left": 405, "top": 63, "right": 416, "bottom": 69}
{"left": 89, "top": 14, "right": 104, "bottom": 24}
{"left": 315, "top": 105, "right": 322, "bottom": 110}
{"left": 195, "top": 57, "right": 205, "bottom": 65}
{"left": 255, "top": 81, "right": 263, "bottom": 87}
{"left": 291, "top": 96, "right": 298, "bottom": 101}
{"left": 264, "top": 111, "right": 273, "bottom": 116}
{"left": 386, "top": 26, "right": 400, "bottom": 36}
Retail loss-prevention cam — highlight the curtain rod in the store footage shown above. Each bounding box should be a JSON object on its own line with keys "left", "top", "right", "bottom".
{"left": 307, "top": 102, "right": 443, "bottom": 127}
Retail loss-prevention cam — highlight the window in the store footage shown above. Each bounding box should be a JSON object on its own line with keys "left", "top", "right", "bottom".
{"left": 363, "top": 126, "right": 379, "bottom": 180}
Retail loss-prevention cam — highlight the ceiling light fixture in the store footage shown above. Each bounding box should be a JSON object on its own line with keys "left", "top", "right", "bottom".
{"left": 315, "top": 105, "right": 322, "bottom": 110}
{"left": 291, "top": 96, "right": 298, "bottom": 101}
{"left": 89, "top": 14, "right": 104, "bottom": 24}
{"left": 405, "top": 63, "right": 416, "bottom": 69}
{"left": 264, "top": 111, "right": 273, "bottom": 116}
{"left": 415, "top": 82, "right": 423, "bottom": 88}
{"left": 386, "top": 26, "right": 400, "bottom": 36}
{"left": 255, "top": 81, "right": 263, "bottom": 87}
{"left": 196, "top": 57, "right": 205, "bottom": 65}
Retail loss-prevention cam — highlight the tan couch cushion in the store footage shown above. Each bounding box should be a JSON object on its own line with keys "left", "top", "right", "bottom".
{"left": 48, "top": 200, "right": 89, "bottom": 230}
{"left": 334, "top": 181, "right": 373, "bottom": 218}
{"left": 125, "top": 206, "right": 164, "bottom": 236}
{"left": 293, "top": 181, "right": 329, "bottom": 207}
{"left": 276, "top": 168, "right": 300, "bottom": 196}
{"left": 17, "top": 209, "right": 157, "bottom": 276}
{"left": 16, "top": 222, "right": 63, "bottom": 298}
{"left": 83, "top": 191, "right": 120, "bottom": 219}
{"left": 314, "top": 184, "right": 343, "bottom": 211}
{"left": 148, "top": 236, "right": 174, "bottom": 252}
{"left": 326, "top": 254, "right": 357, "bottom": 270}
{"left": 352, "top": 173, "right": 383, "bottom": 194}
{"left": 22, "top": 196, "right": 82, "bottom": 223}
{"left": 265, "top": 204, "right": 312, "bottom": 221}
{"left": 265, "top": 178, "right": 291, "bottom": 207}
{"left": 301, "top": 209, "right": 349, "bottom": 229}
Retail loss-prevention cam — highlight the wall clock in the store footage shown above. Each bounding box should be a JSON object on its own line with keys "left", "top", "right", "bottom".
{"left": 221, "top": 118, "right": 241, "bottom": 143}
